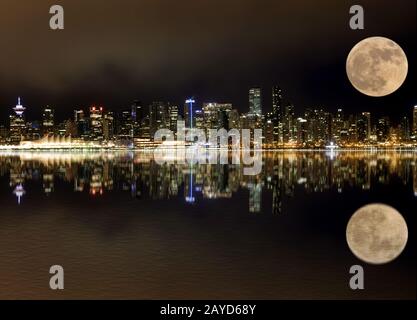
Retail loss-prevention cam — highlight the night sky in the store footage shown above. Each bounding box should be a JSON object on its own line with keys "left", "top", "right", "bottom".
{"left": 0, "top": 0, "right": 415, "bottom": 123}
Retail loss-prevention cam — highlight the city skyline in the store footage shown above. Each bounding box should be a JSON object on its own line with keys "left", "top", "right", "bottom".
{"left": 0, "top": 89, "right": 416, "bottom": 148}
{"left": 0, "top": 0, "right": 415, "bottom": 303}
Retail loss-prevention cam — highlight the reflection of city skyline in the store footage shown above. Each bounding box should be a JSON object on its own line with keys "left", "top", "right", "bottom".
{"left": 1, "top": 151, "right": 416, "bottom": 214}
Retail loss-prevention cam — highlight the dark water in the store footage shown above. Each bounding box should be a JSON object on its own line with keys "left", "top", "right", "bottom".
{"left": 0, "top": 151, "right": 415, "bottom": 299}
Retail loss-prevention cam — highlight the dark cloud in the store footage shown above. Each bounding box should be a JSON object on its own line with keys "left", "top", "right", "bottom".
{"left": 0, "top": 0, "right": 415, "bottom": 121}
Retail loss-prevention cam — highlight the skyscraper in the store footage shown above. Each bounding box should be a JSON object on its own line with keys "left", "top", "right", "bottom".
{"left": 139, "top": 115, "right": 151, "bottom": 139}
{"left": 131, "top": 100, "right": 142, "bottom": 123}
{"left": 400, "top": 116, "right": 410, "bottom": 142}
{"left": 363, "top": 112, "right": 371, "bottom": 140}
{"left": 168, "top": 104, "right": 179, "bottom": 133}
{"left": 42, "top": 107, "right": 55, "bottom": 135}
{"left": 347, "top": 114, "right": 357, "bottom": 144}
{"left": 283, "top": 104, "right": 295, "bottom": 143}
{"left": 202, "top": 103, "right": 233, "bottom": 132}
{"left": 249, "top": 87, "right": 262, "bottom": 116}
{"left": 194, "top": 110, "right": 205, "bottom": 130}
{"left": 332, "top": 108, "right": 345, "bottom": 144}
{"left": 296, "top": 118, "right": 308, "bottom": 146}
{"left": 131, "top": 100, "right": 143, "bottom": 136}
{"left": 103, "top": 111, "right": 114, "bottom": 141}
{"left": 272, "top": 86, "right": 283, "bottom": 144}
{"left": 356, "top": 112, "right": 371, "bottom": 143}
{"left": 118, "top": 110, "right": 134, "bottom": 138}
{"left": 413, "top": 106, "right": 417, "bottom": 136}
{"left": 90, "top": 106, "right": 104, "bottom": 141}
{"left": 264, "top": 113, "right": 274, "bottom": 147}
{"left": 377, "top": 117, "right": 390, "bottom": 142}
{"left": 26, "top": 121, "right": 41, "bottom": 140}
{"left": 304, "top": 108, "right": 331, "bottom": 146}
{"left": 64, "top": 119, "right": 77, "bottom": 136}
{"left": 74, "top": 109, "right": 84, "bottom": 123}
{"left": 184, "top": 98, "right": 196, "bottom": 129}
{"left": 149, "top": 101, "right": 169, "bottom": 137}
{"left": 74, "top": 109, "right": 89, "bottom": 139}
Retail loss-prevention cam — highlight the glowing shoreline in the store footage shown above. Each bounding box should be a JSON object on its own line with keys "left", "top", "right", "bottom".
{"left": 0, "top": 145, "right": 416, "bottom": 152}
{"left": 1, "top": 134, "right": 416, "bottom": 151}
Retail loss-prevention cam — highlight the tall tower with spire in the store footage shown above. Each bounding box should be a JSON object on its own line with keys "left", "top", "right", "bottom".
{"left": 9, "top": 97, "right": 27, "bottom": 144}
{"left": 13, "top": 97, "right": 26, "bottom": 116}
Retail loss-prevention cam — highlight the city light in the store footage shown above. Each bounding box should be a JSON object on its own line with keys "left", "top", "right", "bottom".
{"left": 13, "top": 97, "right": 26, "bottom": 116}
{"left": 3, "top": 151, "right": 415, "bottom": 208}
{"left": 0, "top": 94, "right": 416, "bottom": 150}
{"left": 185, "top": 98, "right": 195, "bottom": 129}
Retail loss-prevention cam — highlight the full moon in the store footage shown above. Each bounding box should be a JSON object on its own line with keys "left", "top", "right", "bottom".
{"left": 346, "top": 204, "right": 408, "bottom": 265}
{"left": 346, "top": 37, "right": 408, "bottom": 97}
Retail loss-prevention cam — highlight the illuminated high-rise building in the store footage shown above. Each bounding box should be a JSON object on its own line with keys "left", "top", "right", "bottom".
{"left": 131, "top": 100, "right": 142, "bottom": 123}
{"left": 55, "top": 120, "right": 70, "bottom": 136}
{"left": 42, "top": 107, "right": 55, "bottom": 135}
{"left": 400, "top": 116, "right": 410, "bottom": 142}
{"left": 194, "top": 110, "right": 205, "bottom": 130}
{"left": 377, "top": 117, "right": 390, "bottom": 142}
{"left": 168, "top": 104, "right": 179, "bottom": 133}
{"left": 9, "top": 97, "right": 26, "bottom": 144}
{"left": 184, "top": 98, "right": 196, "bottom": 129}
{"left": 131, "top": 100, "right": 143, "bottom": 136}
{"left": 413, "top": 106, "right": 417, "bottom": 136}
{"left": 264, "top": 113, "right": 274, "bottom": 147}
{"left": 202, "top": 103, "right": 232, "bottom": 132}
{"left": 356, "top": 112, "right": 371, "bottom": 143}
{"left": 272, "top": 86, "right": 283, "bottom": 144}
{"left": 90, "top": 106, "right": 104, "bottom": 141}
{"left": 139, "top": 115, "right": 151, "bottom": 139}
{"left": 304, "top": 108, "right": 331, "bottom": 146}
{"left": 74, "top": 109, "right": 84, "bottom": 122}
{"left": 26, "top": 121, "right": 41, "bottom": 140}
{"left": 74, "top": 109, "right": 89, "bottom": 139}
{"left": 283, "top": 104, "right": 296, "bottom": 143}
{"left": 118, "top": 110, "right": 134, "bottom": 137}
{"left": 65, "top": 119, "right": 77, "bottom": 136}
{"left": 149, "top": 101, "right": 169, "bottom": 137}
{"left": 296, "top": 118, "right": 308, "bottom": 146}
{"left": 347, "top": 115, "right": 357, "bottom": 144}
{"left": 103, "top": 111, "right": 114, "bottom": 141}
{"left": 363, "top": 112, "right": 371, "bottom": 140}
{"left": 202, "top": 103, "right": 217, "bottom": 130}
{"left": 249, "top": 87, "right": 262, "bottom": 116}
{"left": 332, "top": 108, "right": 348, "bottom": 144}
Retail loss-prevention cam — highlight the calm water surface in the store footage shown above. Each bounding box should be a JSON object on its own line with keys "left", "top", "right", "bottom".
{"left": 0, "top": 151, "right": 415, "bottom": 299}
